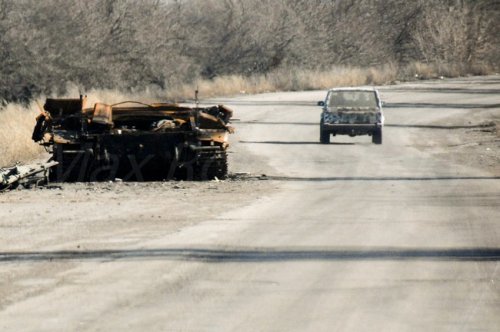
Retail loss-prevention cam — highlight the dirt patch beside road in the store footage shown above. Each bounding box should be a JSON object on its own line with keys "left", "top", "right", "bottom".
{"left": 415, "top": 111, "right": 499, "bottom": 176}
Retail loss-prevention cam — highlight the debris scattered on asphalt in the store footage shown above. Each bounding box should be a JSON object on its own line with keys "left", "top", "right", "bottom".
{"left": 0, "top": 161, "right": 58, "bottom": 192}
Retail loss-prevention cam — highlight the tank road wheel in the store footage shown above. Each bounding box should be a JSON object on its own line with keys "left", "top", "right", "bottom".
{"left": 320, "top": 129, "right": 330, "bottom": 144}
{"left": 372, "top": 128, "right": 382, "bottom": 145}
{"left": 49, "top": 144, "right": 94, "bottom": 182}
{"left": 195, "top": 150, "right": 228, "bottom": 180}
{"left": 212, "top": 151, "right": 229, "bottom": 180}
{"left": 50, "top": 146, "right": 77, "bottom": 182}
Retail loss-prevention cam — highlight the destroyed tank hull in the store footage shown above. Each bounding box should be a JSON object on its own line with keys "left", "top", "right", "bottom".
{"left": 32, "top": 96, "right": 234, "bottom": 182}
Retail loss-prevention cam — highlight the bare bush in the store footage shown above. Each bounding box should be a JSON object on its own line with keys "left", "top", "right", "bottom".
{"left": 0, "top": 0, "right": 498, "bottom": 104}
{"left": 411, "top": 1, "right": 499, "bottom": 69}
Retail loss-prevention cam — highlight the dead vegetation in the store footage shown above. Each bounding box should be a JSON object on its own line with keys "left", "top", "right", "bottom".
{"left": 0, "top": 0, "right": 498, "bottom": 103}
{"left": 165, "top": 66, "right": 400, "bottom": 101}
{"left": 0, "top": 103, "right": 44, "bottom": 167}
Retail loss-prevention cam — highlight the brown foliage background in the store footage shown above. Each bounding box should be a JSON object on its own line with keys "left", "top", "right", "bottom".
{"left": 0, "top": 0, "right": 499, "bottom": 103}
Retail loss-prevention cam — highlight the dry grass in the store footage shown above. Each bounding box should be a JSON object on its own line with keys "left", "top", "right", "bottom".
{"left": 168, "top": 62, "right": 496, "bottom": 101}
{"left": 0, "top": 103, "right": 45, "bottom": 167}
{"left": 167, "top": 64, "right": 400, "bottom": 101}
{"left": 399, "top": 62, "right": 496, "bottom": 80}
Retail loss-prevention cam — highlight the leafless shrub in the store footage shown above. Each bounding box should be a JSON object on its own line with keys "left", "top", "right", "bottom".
{"left": 0, "top": 0, "right": 498, "bottom": 103}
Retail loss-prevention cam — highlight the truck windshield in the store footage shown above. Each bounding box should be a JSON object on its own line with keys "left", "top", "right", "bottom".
{"left": 328, "top": 91, "right": 378, "bottom": 108}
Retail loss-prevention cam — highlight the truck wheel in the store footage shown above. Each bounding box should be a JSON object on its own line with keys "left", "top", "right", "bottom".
{"left": 372, "top": 128, "right": 382, "bottom": 144}
{"left": 320, "top": 129, "right": 330, "bottom": 144}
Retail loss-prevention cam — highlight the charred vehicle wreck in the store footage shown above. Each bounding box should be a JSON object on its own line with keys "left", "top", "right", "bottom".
{"left": 32, "top": 96, "right": 234, "bottom": 181}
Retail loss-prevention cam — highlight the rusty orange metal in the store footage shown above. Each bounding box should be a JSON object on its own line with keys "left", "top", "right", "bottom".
{"left": 32, "top": 96, "right": 235, "bottom": 181}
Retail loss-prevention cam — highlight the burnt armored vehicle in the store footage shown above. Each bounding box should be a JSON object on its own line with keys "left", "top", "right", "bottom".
{"left": 32, "top": 96, "right": 234, "bottom": 181}
{"left": 318, "top": 88, "right": 384, "bottom": 144}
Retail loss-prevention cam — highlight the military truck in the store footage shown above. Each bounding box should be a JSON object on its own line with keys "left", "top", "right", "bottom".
{"left": 32, "top": 96, "right": 234, "bottom": 181}
{"left": 318, "top": 88, "right": 384, "bottom": 144}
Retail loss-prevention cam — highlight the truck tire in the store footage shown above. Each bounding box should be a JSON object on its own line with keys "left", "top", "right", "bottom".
{"left": 372, "top": 128, "right": 382, "bottom": 144}
{"left": 320, "top": 124, "right": 330, "bottom": 144}
{"left": 320, "top": 130, "right": 330, "bottom": 144}
{"left": 319, "top": 118, "right": 330, "bottom": 144}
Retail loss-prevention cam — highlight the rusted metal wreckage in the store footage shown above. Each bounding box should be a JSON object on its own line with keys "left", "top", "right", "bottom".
{"left": 0, "top": 161, "right": 58, "bottom": 191}
{"left": 32, "top": 96, "right": 234, "bottom": 182}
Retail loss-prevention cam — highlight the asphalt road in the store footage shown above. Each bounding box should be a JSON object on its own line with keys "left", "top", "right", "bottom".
{"left": 1, "top": 76, "right": 499, "bottom": 331}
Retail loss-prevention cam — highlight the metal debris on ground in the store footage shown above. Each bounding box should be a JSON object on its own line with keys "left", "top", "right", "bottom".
{"left": 0, "top": 161, "right": 58, "bottom": 191}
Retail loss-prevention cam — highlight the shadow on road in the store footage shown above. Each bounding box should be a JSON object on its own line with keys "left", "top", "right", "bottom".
{"left": 238, "top": 121, "right": 317, "bottom": 126}
{"left": 200, "top": 100, "right": 317, "bottom": 106}
{"left": 385, "top": 102, "right": 500, "bottom": 109}
{"left": 385, "top": 123, "right": 495, "bottom": 130}
{"left": 385, "top": 87, "right": 500, "bottom": 95}
{"left": 237, "top": 122, "right": 495, "bottom": 131}
{"left": 239, "top": 140, "right": 354, "bottom": 146}
{"left": 195, "top": 100, "right": 500, "bottom": 109}
{"left": 263, "top": 175, "right": 500, "bottom": 182}
{"left": 1, "top": 247, "right": 499, "bottom": 263}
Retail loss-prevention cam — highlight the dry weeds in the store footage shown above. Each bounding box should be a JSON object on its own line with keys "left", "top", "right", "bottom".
{"left": 0, "top": 103, "right": 45, "bottom": 167}
{"left": 399, "top": 62, "right": 496, "bottom": 80}
{"left": 0, "top": 62, "right": 495, "bottom": 167}
{"left": 167, "top": 61, "right": 492, "bottom": 101}
{"left": 166, "top": 65, "right": 400, "bottom": 101}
